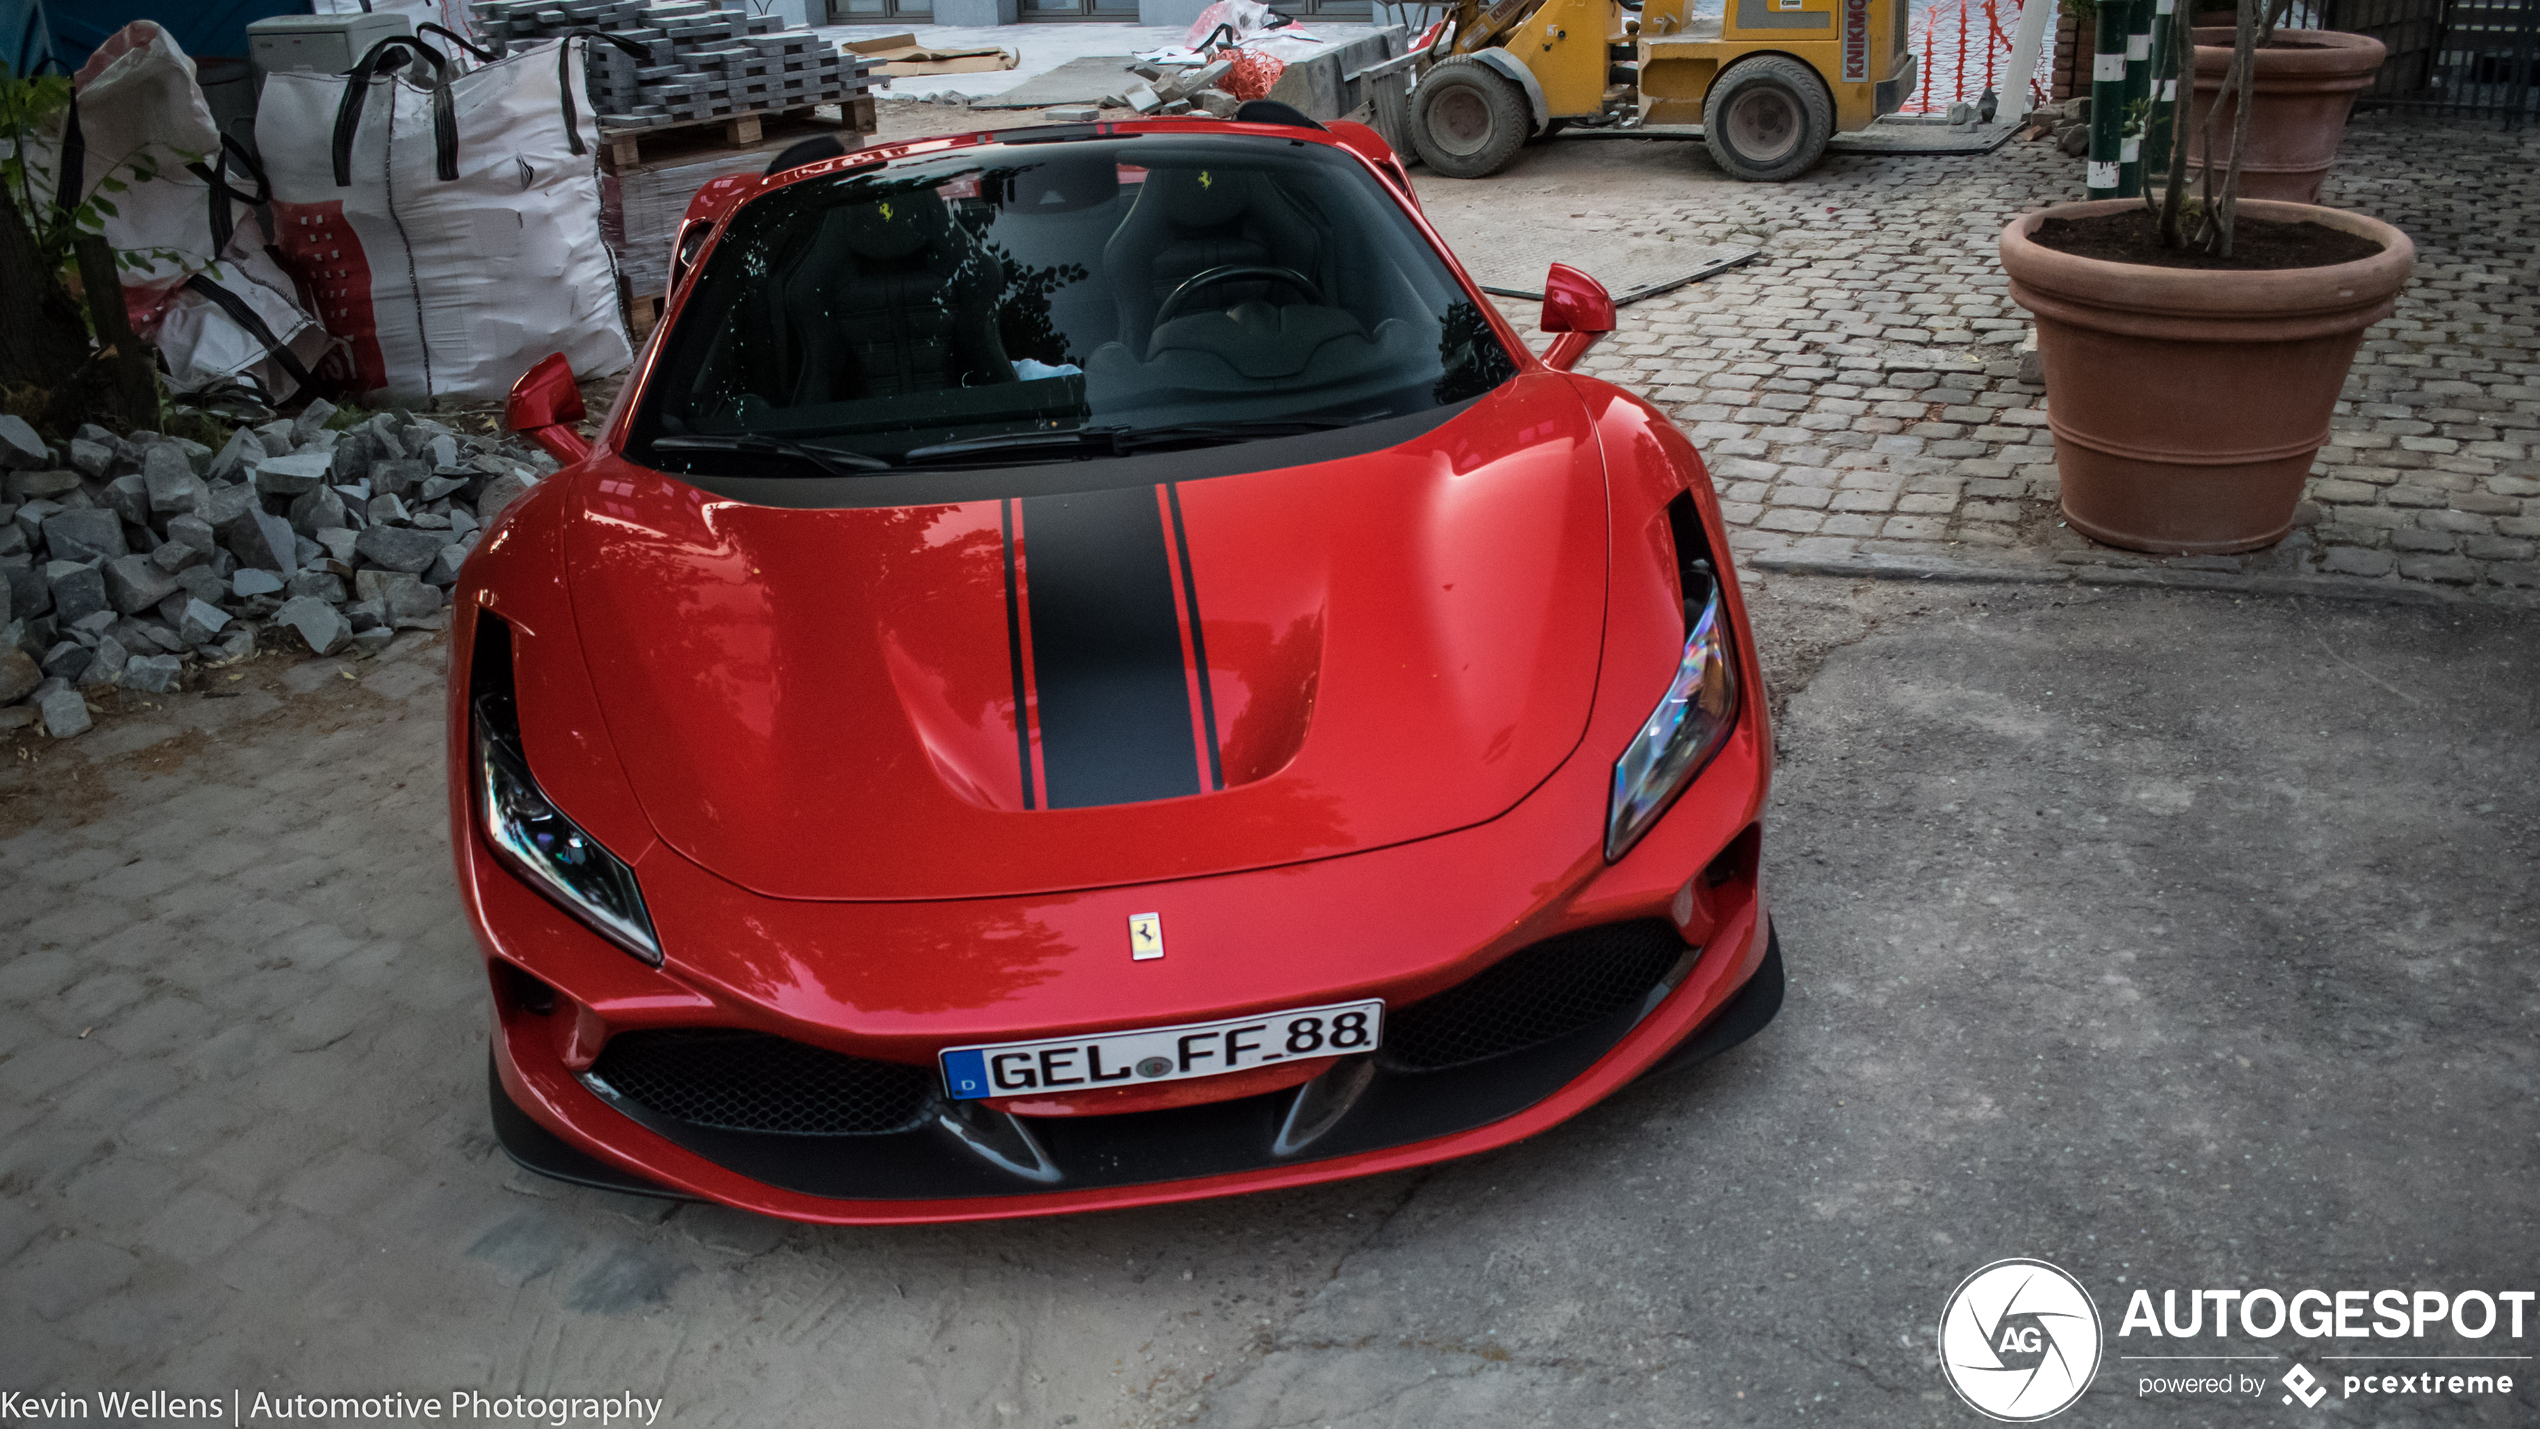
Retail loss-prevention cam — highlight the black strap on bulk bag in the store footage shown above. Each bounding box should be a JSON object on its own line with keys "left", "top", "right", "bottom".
{"left": 555, "top": 29, "right": 651, "bottom": 158}
{"left": 333, "top": 35, "right": 458, "bottom": 187}
{"left": 186, "top": 133, "right": 270, "bottom": 259}
{"left": 418, "top": 23, "right": 503, "bottom": 64}
{"left": 180, "top": 272, "right": 318, "bottom": 398}
{"left": 53, "top": 82, "right": 84, "bottom": 225}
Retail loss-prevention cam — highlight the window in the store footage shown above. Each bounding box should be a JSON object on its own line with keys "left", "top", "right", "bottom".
{"left": 630, "top": 134, "right": 1517, "bottom": 477}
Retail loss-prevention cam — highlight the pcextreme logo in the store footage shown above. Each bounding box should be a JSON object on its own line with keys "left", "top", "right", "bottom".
{"left": 1939, "top": 1259, "right": 2104, "bottom": 1421}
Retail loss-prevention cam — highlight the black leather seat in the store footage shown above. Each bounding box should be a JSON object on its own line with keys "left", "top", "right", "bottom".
{"left": 756, "top": 195, "right": 1012, "bottom": 407}
{"left": 1102, "top": 167, "right": 1327, "bottom": 356}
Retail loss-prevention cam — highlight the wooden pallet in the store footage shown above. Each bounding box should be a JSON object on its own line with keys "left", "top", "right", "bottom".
{"left": 599, "top": 95, "right": 878, "bottom": 170}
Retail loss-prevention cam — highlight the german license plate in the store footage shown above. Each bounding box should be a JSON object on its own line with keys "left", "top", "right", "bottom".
{"left": 939, "top": 999, "right": 1384, "bottom": 1100}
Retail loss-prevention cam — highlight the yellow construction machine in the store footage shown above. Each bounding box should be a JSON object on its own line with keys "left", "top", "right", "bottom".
{"left": 1401, "top": 0, "right": 1919, "bottom": 180}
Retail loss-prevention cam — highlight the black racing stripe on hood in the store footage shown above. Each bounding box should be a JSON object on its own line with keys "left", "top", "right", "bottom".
{"left": 1001, "top": 497, "right": 1037, "bottom": 811}
{"left": 1020, "top": 486, "right": 1203, "bottom": 809}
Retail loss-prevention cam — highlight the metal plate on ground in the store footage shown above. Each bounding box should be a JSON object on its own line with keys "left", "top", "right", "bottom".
{"left": 1431, "top": 224, "right": 1759, "bottom": 305}
{"left": 1559, "top": 116, "right": 2024, "bottom": 156}
{"left": 968, "top": 55, "right": 1150, "bottom": 110}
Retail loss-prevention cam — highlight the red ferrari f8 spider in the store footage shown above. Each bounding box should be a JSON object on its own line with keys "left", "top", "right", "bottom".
{"left": 455, "top": 106, "right": 1780, "bottom": 1223}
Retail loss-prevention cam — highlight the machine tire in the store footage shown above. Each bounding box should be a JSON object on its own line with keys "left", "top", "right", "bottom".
{"left": 1410, "top": 57, "right": 1533, "bottom": 178}
{"left": 1701, "top": 54, "right": 1834, "bottom": 181}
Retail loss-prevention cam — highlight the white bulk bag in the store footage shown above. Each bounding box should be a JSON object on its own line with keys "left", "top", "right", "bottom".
{"left": 152, "top": 231, "right": 339, "bottom": 406}
{"left": 27, "top": 21, "right": 336, "bottom": 405}
{"left": 255, "top": 34, "right": 635, "bottom": 404}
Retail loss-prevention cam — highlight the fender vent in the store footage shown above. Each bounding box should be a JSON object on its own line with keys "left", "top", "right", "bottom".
{"left": 1382, "top": 919, "right": 1687, "bottom": 1072}
{"left": 589, "top": 1029, "right": 934, "bottom": 1136}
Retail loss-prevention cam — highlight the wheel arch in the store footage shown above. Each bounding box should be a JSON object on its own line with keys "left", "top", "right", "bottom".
{"left": 1703, "top": 47, "right": 1838, "bottom": 111}
{"left": 1467, "top": 47, "right": 1552, "bottom": 132}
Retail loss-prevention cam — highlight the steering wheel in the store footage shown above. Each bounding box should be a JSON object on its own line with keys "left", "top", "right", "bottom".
{"left": 1153, "top": 264, "right": 1327, "bottom": 327}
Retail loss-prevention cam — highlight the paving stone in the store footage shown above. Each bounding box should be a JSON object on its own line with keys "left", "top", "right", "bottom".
{"left": 142, "top": 444, "right": 205, "bottom": 516}
{"left": 288, "top": 484, "right": 347, "bottom": 536}
{"left": 37, "top": 684, "right": 89, "bottom": 737}
{"left": 223, "top": 508, "right": 297, "bottom": 576}
{"left": 102, "top": 553, "right": 180, "bottom": 615}
{"left": 2397, "top": 554, "right": 2479, "bottom": 584}
{"left": 0, "top": 412, "right": 46, "bottom": 468}
{"left": 45, "top": 560, "right": 108, "bottom": 627}
{"left": 5, "top": 468, "right": 79, "bottom": 502}
{"left": 66, "top": 437, "right": 113, "bottom": 479}
{"left": 272, "top": 595, "right": 349, "bottom": 656}
{"left": 252, "top": 451, "right": 334, "bottom": 497}
{"left": 206, "top": 427, "right": 264, "bottom": 482}
{"left": 354, "top": 525, "right": 442, "bottom": 574}
{"left": 43, "top": 507, "right": 127, "bottom": 564}
{"left": 0, "top": 644, "right": 37, "bottom": 703}
{"left": 76, "top": 634, "right": 127, "bottom": 688}
{"left": 2322, "top": 545, "right": 2398, "bottom": 577}
{"left": 123, "top": 652, "right": 182, "bottom": 693}
{"left": 176, "top": 598, "right": 230, "bottom": 646}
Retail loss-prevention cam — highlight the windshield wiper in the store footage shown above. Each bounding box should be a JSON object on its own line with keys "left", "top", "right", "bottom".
{"left": 650, "top": 433, "right": 892, "bottom": 476}
{"left": 900, "top": 418, "right": 1356, "bottom": 466}
{"left": 900, "top": 429, "right": 1120, "bottom": 463}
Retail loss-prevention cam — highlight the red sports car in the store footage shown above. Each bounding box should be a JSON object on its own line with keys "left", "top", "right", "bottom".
{"left": 455, "top": 105, "right": 1780, "bottom": 1224}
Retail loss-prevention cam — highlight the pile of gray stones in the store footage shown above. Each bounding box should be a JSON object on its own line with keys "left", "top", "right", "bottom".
{"left": 0, "top": 401, "right": 555, "bottom": 741}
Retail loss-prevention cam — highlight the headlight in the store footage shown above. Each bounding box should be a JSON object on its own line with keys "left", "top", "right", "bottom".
{"left": 474, "top": 691, "right": 663, "bottom": 964}
{"left": 1605, "top": 570, "right": 1739, "bottom": 862}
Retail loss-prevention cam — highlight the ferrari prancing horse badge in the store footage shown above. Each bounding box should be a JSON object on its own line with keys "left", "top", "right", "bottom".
{"left": 1129, "top": 913, "right": 1164, "bottom": 961}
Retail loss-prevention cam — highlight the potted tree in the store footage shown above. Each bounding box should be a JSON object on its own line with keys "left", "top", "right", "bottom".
{"left": 1995, "top": 0, "right": 2413, "bottom": 554}
{"left": 2184, "top": 6, "right": 2386, "bottom": 203}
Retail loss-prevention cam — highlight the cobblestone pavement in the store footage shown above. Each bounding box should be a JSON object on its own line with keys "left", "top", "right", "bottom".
{"left": 1418, "top": 115, "right": 2540, "bottom": 602}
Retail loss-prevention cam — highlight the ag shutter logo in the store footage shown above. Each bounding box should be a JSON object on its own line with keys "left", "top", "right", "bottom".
{"left": 1940, "top": 1259, "right": 2104, "bottom": 1421}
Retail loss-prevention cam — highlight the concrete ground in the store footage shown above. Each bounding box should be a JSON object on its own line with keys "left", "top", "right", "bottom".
{"left": 3, "top": 574, "right": 2533, "bottom": 1426}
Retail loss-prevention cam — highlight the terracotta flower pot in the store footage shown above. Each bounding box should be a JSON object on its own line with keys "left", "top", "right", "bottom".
{"left": 2185, "top": 29, "right": 2386, "bottom": 203}
{"left": 1998, "top": 198, "right": 2414, "bottom": 555}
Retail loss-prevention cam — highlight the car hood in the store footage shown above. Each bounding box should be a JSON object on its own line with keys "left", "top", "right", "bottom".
{"left": 563, "top": 376, "right": 1609, "bottom": 901}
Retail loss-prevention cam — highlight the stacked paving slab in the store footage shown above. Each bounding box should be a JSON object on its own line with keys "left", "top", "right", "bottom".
{"left": 469, "top": 0, "right": 872, "bottom": 128}
{"left": 0, "top": 407, "right": 557, "bottom": 738}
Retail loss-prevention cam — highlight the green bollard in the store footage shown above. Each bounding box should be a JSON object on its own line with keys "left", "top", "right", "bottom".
{"left": 2086, "top": 0, "right": 2130, "bottom": 198}
{"left": 2144, "top": 0, "right": 2178, "bottom": 179}
{"left": 2120, "top": 0, "right": 2154, "bottom": 195}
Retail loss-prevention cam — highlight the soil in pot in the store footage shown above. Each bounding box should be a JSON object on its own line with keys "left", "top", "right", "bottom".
{"left": 2030, "top": 208, "right": 2385, "bottom": 271}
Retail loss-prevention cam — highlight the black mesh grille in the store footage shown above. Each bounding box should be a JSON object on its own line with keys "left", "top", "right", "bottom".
{"left": 589, "top": 1029, "right": 935, "bottom": 1136}
{"left": 1382, "top": 919, "right": 1687, "bottom": 1072}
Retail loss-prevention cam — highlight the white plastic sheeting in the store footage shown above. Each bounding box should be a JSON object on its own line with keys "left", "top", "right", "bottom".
{"left": 22, "top": 22, "right": 334, "bottom": 404}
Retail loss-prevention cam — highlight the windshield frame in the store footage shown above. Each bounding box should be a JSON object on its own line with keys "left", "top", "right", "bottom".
{"left": 607, "top": 125, "right": 1535, "bottom": 495}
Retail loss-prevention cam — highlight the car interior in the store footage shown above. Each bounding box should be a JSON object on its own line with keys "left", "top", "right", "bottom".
{"left": 641, "top": 135, "right": 1510, "bottom": 459}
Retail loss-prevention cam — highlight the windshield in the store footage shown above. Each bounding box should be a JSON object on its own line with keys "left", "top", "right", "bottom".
{"left": 627, "top": 133, "right": 1517, "bottom": 475}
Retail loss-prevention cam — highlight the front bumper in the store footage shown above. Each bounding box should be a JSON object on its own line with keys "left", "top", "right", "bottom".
{"left": 491, "top": 925, "right": 1783, "bottom": 1210}
{"left": 463, "top": 566, "right": 1778, "bottom": 1223}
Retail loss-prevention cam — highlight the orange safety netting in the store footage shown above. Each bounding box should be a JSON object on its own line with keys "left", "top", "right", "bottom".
{"left": 1222, "top": 48, "right": 1287, "bottom": 102}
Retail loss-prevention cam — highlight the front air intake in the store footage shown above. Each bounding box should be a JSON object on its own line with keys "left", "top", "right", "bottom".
{"left": 588, "top": 1029, "right": 935, "bottom": 1136}
{"left": 1381, "top": 919, "right": 1688, "bottom": 1072}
